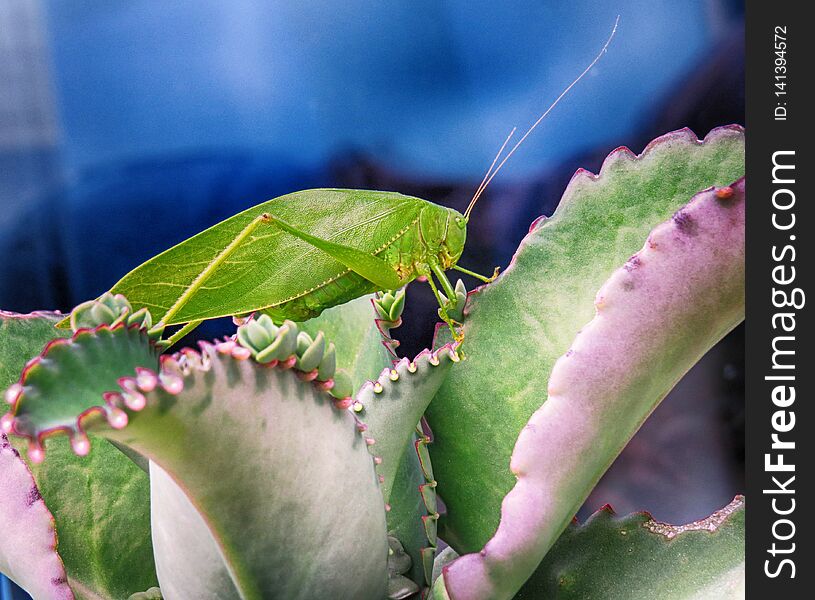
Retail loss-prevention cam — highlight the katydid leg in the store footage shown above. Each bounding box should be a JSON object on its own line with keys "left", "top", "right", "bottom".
{"left": 451, "top": 264, "right": 500, "bottom": 283}
{"left": 430, "top": 262, "right": 458, "bottom": 303}
{"left": 155, "top": 213, "right": 272, "bottom": 328}
{"left": 263, "top": 213, "right": 403, "bottom": 290}
{"left": 423, "top": 268, "right": 463, "bottom": 343}
{"left": 158, "top": 319, "right": 203, "bottom": 350}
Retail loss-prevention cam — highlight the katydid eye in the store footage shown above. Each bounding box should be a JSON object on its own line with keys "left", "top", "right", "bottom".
{"left": 454, "top": 217, "right": 465, "bottom": 228}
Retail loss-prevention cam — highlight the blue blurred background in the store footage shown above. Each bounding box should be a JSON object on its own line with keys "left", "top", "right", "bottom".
{"left": 1, "top": 1, "right": 744, "bottom": 595}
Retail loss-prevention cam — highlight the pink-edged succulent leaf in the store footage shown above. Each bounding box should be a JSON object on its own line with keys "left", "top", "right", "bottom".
{"left": 426, "top": 126, "right": 745, "bottom": 553}
{"left": 356, "top": 344, "right": 457, "bottom": 505}
{"left": 5, "top": 321, "right": 389, "bottom": 599}
{"left": 0, "top": 434, "right": 73, "bottom": 599}
{"left": 434, "top": 179, "right": 745, "bottom": 599}
{"left": 1, "top": 312, "right": 157, "bottom": 600}
{"left": 519, "top": 496, "right": 745, "bottom": 599}
{"left": 300, "top": 294, "right": 392, "bottom": 390}
{"left": 0, "top": 311, "right": 70, "bottom": 389}
{"left": 303, "top": 289, "right": 446, "bottom": 592}
{"left": 434, "top": 497, "right": 745, "bottom": 600}
{"left": 358, "top": 346, "right": 453, "bottom": 592}
{"left": 24, "top": 436, "right": 158, "bottom": 600}
{"left": 386, "top": 433, "right": 438, "bottom": 590}
{"left": 2, "top": 323, "right": 161, "bottom": 449}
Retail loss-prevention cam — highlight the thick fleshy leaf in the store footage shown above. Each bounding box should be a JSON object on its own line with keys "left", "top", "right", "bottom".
{"left": 5, "top": 326, "right": 389, "bottom": 599}
{"left": 435, "top": 179, "right": 745, "bottom": 599}
{"left": 300, "top": 294, "right": 391, "bottom": 390}
{"left": 515, "top": 496, "right": 745, "bottom": 599}
{"left": 1, "top": 312, "right": 157, "bottom": 599}
{"left": 3, "top": 324, "right": 160, "bottom": 445}
{"left": 0, "top": 311, "right": 69, "bottom": 391}
{"left": 356, "top": 345, "right": 457, "bottom": 504}
{"left": 387, "top": 435, "right": 436, "bottom": 588}
{"left": 426, "top": 126, "right": 745, "bottom": 552}
{"left": 26, "top": 438, "right": 158, "bottom": 600}
{"left": 149, "top": 461, "right": 240, "bottom": 600}
{"left": 302, "top": 290, "right": 444, "bottom": 590}
{"left": 433, "top": 497, "right": 745, "bottom": 600}
{"left": 0, "top": 434, "right": 73, "bottom": 599}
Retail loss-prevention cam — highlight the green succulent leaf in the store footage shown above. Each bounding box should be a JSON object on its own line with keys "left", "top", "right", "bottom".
{"left": 301, "top": 290, "right": 445, "bottom": 592}
{"left": 387, "top": 535, "right": 421, "bottom": 599}
{"left": 349, "top": 344, "right": 454, "bottom": 592}
{"left": 434, "top": 178, "right": 745, "bottom": 599}
{"left": 300, "top": 294, "right": 391, "bottom": 390}
{"left": 515, "top": 496, "right": 745, "bottom": 599}
{"left": 427, "top": 126, "right": 746, "bottom": 553}
{"left": 357, "top": 345, "right": 457, "bottom": 504}
{"left": 433, "top": 497, "right": 745, "bottom": 600}
{"left": 387, "top": 436, "right": 437, "bottom": 589}
{"left": 5, "top": 325, "right": 160, "bottom": 446}
{"left": 0, "top": 311, "right": 70, "bottom": 390}
{"left": 149, "top": 461, "right": 241, "bottom": 599}
{"left": 5, "top": 324, "right": 389, "bottom": 599}
{"left": 128, "top": 588, "right": 163, "bottom": 600}
{"left": 29, "top": 437, "right": 158, "bottom": 600}
{"left": 1, "top": 312, "right": 157, "bottom": 600}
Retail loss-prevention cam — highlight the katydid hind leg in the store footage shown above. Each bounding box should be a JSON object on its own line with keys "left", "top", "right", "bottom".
{"left": 264, "top": 212, "right": 403, "bottom": 291}
{"left": 156, "top": 213, "right": 271, "bottom": 327}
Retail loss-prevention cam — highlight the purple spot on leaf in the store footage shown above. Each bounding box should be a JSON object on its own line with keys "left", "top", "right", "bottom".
{"left": 27, "top": 485, "right": 42, "bottom": 506}
{"left": 672, "top": 210, "right": 697, "bottom": 236}
{"left": 624, "top": 256, "right": 641, "bottom": 272}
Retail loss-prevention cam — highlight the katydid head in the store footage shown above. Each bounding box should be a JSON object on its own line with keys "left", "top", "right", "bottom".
{"left": 419, "top": 205, "right": 466, "bottom": 269}
{"left": 445, "top": 208, "right": 468, "bottom": 267}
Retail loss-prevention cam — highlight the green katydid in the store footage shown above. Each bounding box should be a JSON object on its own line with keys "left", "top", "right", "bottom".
{"left": 69, "top": 18, "right": 618, "bottom": 348}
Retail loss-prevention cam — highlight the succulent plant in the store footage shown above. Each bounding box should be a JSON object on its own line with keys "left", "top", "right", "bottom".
{"left": 1, "top": 126, "right": 744, "bottom": 599}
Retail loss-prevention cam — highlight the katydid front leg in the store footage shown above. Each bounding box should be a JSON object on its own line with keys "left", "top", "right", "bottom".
{"left": 424, "top": 263, "right": 464, "bottom": 344}
{"left": 452, "top": 264, "right": 501, "bottom": 284}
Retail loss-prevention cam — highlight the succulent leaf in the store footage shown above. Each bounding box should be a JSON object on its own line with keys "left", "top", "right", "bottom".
{"left": 387, "top": 536, "right": 421, "bottom": 599}
{"left": 300, "top": 294, "right": 392, "bottom": 389}
{"left": 1, "top": 312, "right": 157, "bottom": 600}
{"left": 372, "top": 289, "right": 407, "bottom": 359}
{"left": 387, "top": 436, "right": 437, "bottom": 589}
{"left": 5, "top": 323, "right": 389, "bottom": 599}
{"left": 128, "top": 588, "right": 163, "bottom": 600}
{"left": 0, "top": 311, "right": 70, "bottom": 389}
{"left": 436, "top": 179, "right": 745, "bottom": 599}
{"left": 432, "top": 497, "right": 744, "bottom": 600}
{"left": 516, "top": 496, "right": 745, "bottom": 599}
{"left": 426, "top": 126, "right": 746, "bottom": 553}
{"left": 356, "top": 345, "right": 458, "bottom": 504}
{"left": 302, "top": 294, "right": 450, "bottom": 592}
{"left": 149, "top": 462, "right": 241, "bottom": 599}
{"left": 2, "top": 324, "right": 161, "bottom": 454}
{"left": 0, "top": 433, "right": 73, "bottom": 600}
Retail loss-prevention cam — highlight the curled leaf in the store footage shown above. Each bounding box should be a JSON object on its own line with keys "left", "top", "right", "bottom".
{"left": 437, "top": 179, "right": 745, "bottom": 599}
